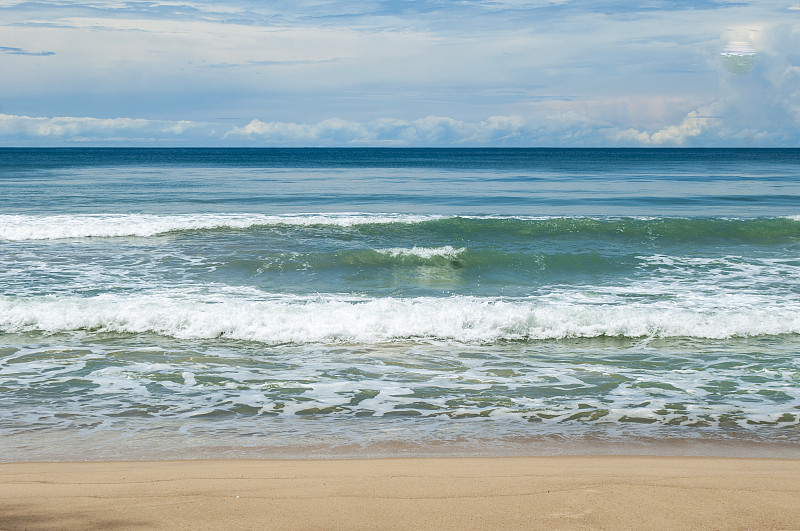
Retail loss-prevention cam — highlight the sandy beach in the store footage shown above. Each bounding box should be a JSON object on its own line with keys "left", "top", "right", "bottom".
{"left": 2, "top": 456, "right": 799, "bottom": 530}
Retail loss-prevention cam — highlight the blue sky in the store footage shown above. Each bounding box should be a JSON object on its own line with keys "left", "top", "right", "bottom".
{"left": 1, "top": 0, "right": 799, "bottom": 146}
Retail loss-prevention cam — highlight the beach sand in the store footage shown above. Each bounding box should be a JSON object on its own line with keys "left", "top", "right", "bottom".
{"left": 2, "top": 456, "right": 800, "bottom": 530}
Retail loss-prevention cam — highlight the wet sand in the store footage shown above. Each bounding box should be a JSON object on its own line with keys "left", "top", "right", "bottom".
{"left": 2, "top": 456, "right": 800, "bottom": 530}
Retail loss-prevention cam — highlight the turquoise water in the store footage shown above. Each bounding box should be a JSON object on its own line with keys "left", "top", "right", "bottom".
{"left": 1, "top": 148, "right": 799, "bottom": 460}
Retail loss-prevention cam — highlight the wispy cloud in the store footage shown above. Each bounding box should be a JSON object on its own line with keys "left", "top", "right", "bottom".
{"left": 0, "top": 45, "right": 54, "bottom": 56}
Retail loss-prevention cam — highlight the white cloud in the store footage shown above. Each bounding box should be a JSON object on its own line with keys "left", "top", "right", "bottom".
{"left": 0, "top": 113, "right": 210, "bottom": 140}
{"left": 224, "top": 115, "right": 541, "bottom": 145}
{"left": 614, "top": 109, "right": 715, "bottom": 146}
{"left": 612, "top": 22, "right": 800, "bottom": 147}
{"left": 227, "top": 117, "right": 369, "bottom": 143}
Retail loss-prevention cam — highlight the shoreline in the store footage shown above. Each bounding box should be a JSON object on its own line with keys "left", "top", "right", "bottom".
{"left": 5, "top": 430, "right": 800, "bottom": 463}
{"left": 2, "top": 455, "right": 800, "bottom": 530}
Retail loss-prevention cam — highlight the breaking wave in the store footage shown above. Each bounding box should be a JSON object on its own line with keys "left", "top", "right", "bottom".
{"left": 2, "top": 292, "right": 798, "bottom": 343}
{"left": 1, "top": 213, "right": 798, "bottom": 242}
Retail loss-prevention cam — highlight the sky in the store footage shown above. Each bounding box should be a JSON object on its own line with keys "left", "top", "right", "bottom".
{"left": 1, "top": 0, "right": 799, "bottom": 147}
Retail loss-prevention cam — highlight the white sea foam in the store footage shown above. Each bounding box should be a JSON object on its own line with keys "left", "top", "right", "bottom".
{"left": 1, "top": 292, "right": 798, "bottom": 343}
{"left": 0, "top": 213, "right": 446, "bottom": 241}
{"left": 3, "top": 328, "right": 800, "bottom": 462}
{"left": 375, "top": 246, "right": 466, "bottom": 259}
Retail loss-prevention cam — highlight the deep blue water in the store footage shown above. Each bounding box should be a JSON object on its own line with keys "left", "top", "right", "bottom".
{"left": 3, "top": 148, "right": 799, "bottom": 215}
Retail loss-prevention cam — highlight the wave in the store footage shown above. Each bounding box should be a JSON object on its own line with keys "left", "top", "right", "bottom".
{"left": 2, "top": 213, "right": 798, "bottom": 242}
{"left": 2, "top": 292, "right": 798, "bottom": 343}
{"left": 251, "top": 248, "right": 624, "bottom": 275}
{"left": 0, "top": 213, "right": 444, "bottom": 240}
{"left": 375, "top": 246, "right": 466, "bottom": 260}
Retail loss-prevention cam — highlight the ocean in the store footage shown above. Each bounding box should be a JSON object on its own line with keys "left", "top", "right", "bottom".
{"left": 1, "top": 147, "right": 799, "bottom": 461}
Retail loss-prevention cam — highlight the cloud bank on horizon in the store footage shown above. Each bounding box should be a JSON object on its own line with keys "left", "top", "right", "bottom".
{"left": 1, "top": 0, "right": 798, "bottom": 147}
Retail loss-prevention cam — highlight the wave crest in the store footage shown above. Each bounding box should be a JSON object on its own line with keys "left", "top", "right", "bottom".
{"left": 2, "top": 293, "right": 798, "bottom": 343}
{"left": 0, "top": 213, "right": 444, "bottom": 240}
{"left": 375, "top": 246, "right": 466, "bottom": 260}
{"left": 2, "top": 213, "right": 798, "bottom": 242}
